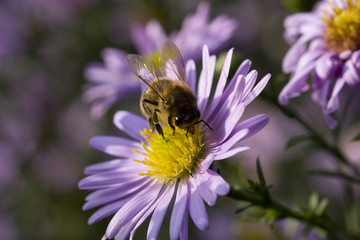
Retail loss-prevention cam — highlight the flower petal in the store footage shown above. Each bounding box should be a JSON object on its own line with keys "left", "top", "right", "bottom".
{"left": 88, "top": 97, "right": 119, "bottom": 120}
{"left": 147, "top": 184, "right": 175, "bottom": 240}
{"left": 185, "top": 59, "right": 197, "bottom": 93}
{"left": 84, "top": 178, "right": 145, "bottom": 202}
{"left": 83, "top": 179, "right": 149, "bottom": 210}
{"left": 230, "top": 59, "right": 252, "bottom": 84}
{"left": 90, "top": 136, "right": 142, "bottom": 158}
{"left": 327, "top": 77, "right": 346, "bottom": 113}
{"left": 230, "top": 114, "right": 269, "bottom": 142}
{"left": 88, "top": 200, "right": 127, "bottom": 225}
{"left": 188, "top": 178, "right": 209, "bottom": 230}
{"left": 83, "top": 159, "right": 133, "bottom": 175}
{"left": 214, "top": 146, "right": 251, "bottom": 160}
{"left": 131, "top": 20, "right": 167, "bottom": 54}
{"left": 115, "top": 197, "right": 158, "bottom": 240}
{"left": 216, "top": 128, "right": 249, "bottom": 151}
{"left": 282, "top": 37, "right": 308, "bottom": 73}
{"left": 197, "top": 45, "right": 216, "bottom": 113}
{"left": 199, "top": 153, "right": 215, "bottom": 172}
{"left": 195, "top": 172, "right": 217, "bottom": 206}
{"left": 205, "top": 74, "right": 245, "bottom": 121}
{"left": 344, "top": 50, "right": 360, "bottom": 87}
{"left": 206, "top": 169, "right": 230, "bottom": 196}
{"left": 170, "top": 180, "right": 189, "bottom": 240}
{"left": 105, "top": 182, "right": 162, "bottom": 239}
{"left": 205, "top": 48, "right": 233, "bottom": 116}
{"left": 242, "top": 70, "right": 258, "bottom": 98}
{"left": 283, "top": 13, "right": 322, "bottom": 43}
{"left": 179, "top": 208, "right": 188, "bottom": 240}
{"left": 128, "top": 185, "right": 173, "bottom": 240}
{"left": 211, "top": 59, "right": 252, "bottom": 110}
{"left": 78, "top": 169, "right": 144, "bottom": 190}
{"left": 113, "top": 111, "right": 147, "bottom": 141}
{"left": 210, "top": 103, "right": 246, "bottom": 144}
{"left": 84, "top": 65, "right": 121, "bottom": 83}
{"left": 279, "top": 48, "right": 323, "bottom": 105}
{"left": 315, "top": 52, "right": 339, "bottom": 80}
{"left": 243, "top": 73, "right": 271, "bottom": 105}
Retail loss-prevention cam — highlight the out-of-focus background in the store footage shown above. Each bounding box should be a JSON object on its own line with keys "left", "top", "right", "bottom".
{"left": 1, "top": 0, "right": 359, "bottom": 239}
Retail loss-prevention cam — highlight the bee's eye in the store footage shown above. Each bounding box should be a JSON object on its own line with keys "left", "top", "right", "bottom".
{"left": 175, "top": 116, "right": 183, "bottom": 126}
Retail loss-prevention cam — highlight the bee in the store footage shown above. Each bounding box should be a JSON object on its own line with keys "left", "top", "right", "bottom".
{"left": 126, "top": 41, "right": 211, "bottom": 139}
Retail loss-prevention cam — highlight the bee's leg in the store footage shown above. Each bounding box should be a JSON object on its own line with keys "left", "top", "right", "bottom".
{"left": 153, "top": 110, "right": 166, "bottom": 140}
{"left": 143, "top": 99, "right": 158, "bottom": 107}
{"left": 186, "top": 127, "right": 190, "bottom": 138}
{"left": 142, "top": 99, "right": 156, "bottom": 132}
{"left": 147, "top": 117, "right": 155, "bottom": 132}
{"left": 186, "top": 125, "right": 195, "bottom": 138}
{"left": 167, "top": 114, "right": 175, "bottom": 135}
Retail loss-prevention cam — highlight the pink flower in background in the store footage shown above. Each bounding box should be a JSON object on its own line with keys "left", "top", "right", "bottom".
{"left": 279, "top": 0, "right": 360, "bottom": 128}
{"left": 79, "top": 45, "right": 270, "bottom": 239}
{"left": 83, "top": 2, "right": 237, "bottom": 119}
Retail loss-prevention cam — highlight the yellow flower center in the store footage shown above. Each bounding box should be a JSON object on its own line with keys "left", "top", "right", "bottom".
{"left": 133, "top": 121, "right": 206, "bottom": 183}
{"left": 323, "top": 0, "right": 360, "bottom": 53}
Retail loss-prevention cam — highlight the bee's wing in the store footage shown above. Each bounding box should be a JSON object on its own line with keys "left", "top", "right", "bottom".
{"left": 126, "top": 54, "right": 161, "bottom": 83}
{"left": 126, "top": 54, "right": 166, "bottom": 100}
{"left": 159, "top": 41, "right": 189, "bottom": 86}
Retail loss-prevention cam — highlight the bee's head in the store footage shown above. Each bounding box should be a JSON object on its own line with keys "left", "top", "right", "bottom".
{"left": 174, "top": 107, "right": 201, "bottom": 129}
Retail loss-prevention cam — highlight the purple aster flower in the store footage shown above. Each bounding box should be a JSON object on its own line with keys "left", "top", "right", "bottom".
{"left": 131, "top": 2, "right": 237, "bottom": 61}
{"left": 83, "top": 48, "right": 142, "bottom": 118}
{"left": 79, "top": 45, "right": 270, "bottom": 239}
{"left": 279, "top": 0, "right": 360, "bottom": 128}
{"left": 83, "top": 2, "right": 237, "bottom": 119}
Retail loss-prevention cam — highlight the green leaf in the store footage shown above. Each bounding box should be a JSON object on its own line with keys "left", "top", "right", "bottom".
{"left": 352, "top": 133, "right": 360, "bottom": 142}
{"left": 307, "top": 169, "right": 360, "bottom": 184}
{"left": 315, "top": 198, "right": 329, "bottom": 216}
{"left": 256, "top": 158, "right": 271, "bottom": 202}
{"left": 308, "top": 192, "right": 319, "bottom": 211}
{"left": 235, "top": 204, "right": 253, "bottom": 214}
{"left": 256, "top": 158, "right": 267, "bottom": 187}
{"left": 285, "top": 136, "right": 313, "bottom": 149}
{"left": 247, "top": 179, "right": 257, "bottom": 188}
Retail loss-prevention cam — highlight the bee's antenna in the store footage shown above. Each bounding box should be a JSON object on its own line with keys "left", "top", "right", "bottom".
{"left": 194, "top": 120, "right": 213, "bottom": 131}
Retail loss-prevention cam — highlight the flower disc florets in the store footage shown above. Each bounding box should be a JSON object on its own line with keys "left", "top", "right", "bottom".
{"left": 323, "top": 0, "right": 360, "bottom": 53}
{"left": 134, "top": 122, "right": 207, "bottom": 182}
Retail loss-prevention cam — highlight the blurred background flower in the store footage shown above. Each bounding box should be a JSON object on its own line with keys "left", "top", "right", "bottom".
{"left": 1, "top": 0, "right": 359, "bottom": 239}
{"left": 279, "top": 0, "right": 360, "bottom": 129}
{"left": 83, "top": 2, "right": 237, "bottom": 119}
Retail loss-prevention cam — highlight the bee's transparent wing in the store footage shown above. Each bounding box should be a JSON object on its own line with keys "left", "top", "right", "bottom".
{"left": 159, "top": 41, "right": 189, "bottom": 86}
{"left": 126, "top": 54, "right": 167, "bottom": 99}
{"left": 126, "top": 54, "right": 161, "bottom": 83}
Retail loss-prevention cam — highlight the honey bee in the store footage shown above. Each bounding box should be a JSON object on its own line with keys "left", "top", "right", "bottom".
{"left": 126, "top": 41, "right": 211, "bottom": 139}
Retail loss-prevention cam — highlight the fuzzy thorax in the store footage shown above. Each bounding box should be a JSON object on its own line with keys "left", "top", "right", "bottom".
{"left": 134, "top": 122, "right": 207, "bottom": 182}
{"left": 323, "top": 0, "right": 360, "bottom": 53}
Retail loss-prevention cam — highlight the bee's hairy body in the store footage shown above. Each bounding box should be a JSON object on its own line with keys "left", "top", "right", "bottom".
{"left": 126, "top": 41, "right": 211, "bottom": 139}
{"left": 140, "top": 78, "right": 201, "bottom": 137}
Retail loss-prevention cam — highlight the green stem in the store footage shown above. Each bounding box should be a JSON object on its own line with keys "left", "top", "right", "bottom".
{"left": 262, "top": 94, "right": 360, "bottom": 175}
{"left": 228, "top": 187, "right": 360, "bottom": 239}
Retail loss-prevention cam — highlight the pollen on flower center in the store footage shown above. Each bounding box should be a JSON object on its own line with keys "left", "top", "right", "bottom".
{"left": 133, "top": 121, "right": 206, "bottom": 182}
{"left": 323, "top": 0, "right": 360, "bottom": 53}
